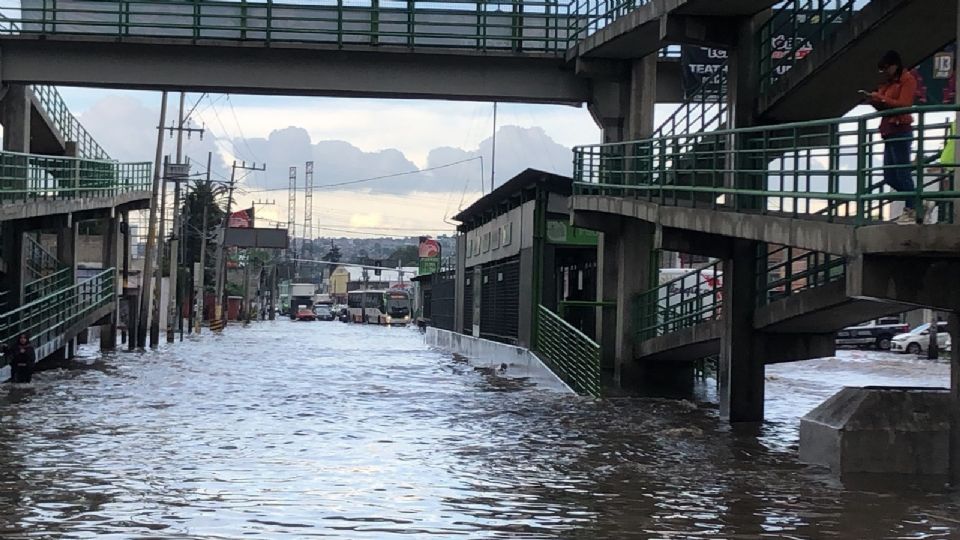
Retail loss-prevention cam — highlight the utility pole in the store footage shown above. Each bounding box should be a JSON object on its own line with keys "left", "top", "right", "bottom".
{"left": 137, "top": 92, "right": 168, "bottom": 349}
{"left": 213, "top": 160, "right": 266, "bottom": 330}
{"left": 304, "top": 161, "right": 314, "bottom": 259}
{"left": 288, "top": 166, "right": 298, "bottom": 278}
{"left": 194, "top": 151, "right": 212, "bottom": 335}
{"left": 269, "top": 265, "right": 277, "bottom": 321}
{"left": 242, "top": 250, "right": 251, "bottom": 323}
{"left": 166, "top": 92, "right": 205, "bottom": 343}
{"left": 150, "top": 155, "right": 169, "bottom": 348}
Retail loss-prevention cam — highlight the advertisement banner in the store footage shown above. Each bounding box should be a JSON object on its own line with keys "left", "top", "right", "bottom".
{"left": 912, "top": 44, "right": 956, "bottom": 105}
{"left": 418, "top": 236, "right": 441, "bottom": 275}
{"left": 228, "top": 207, "right": 255, "bottom": 228}
{"left": 546, "top": 221, "right": 599, "bottom": 246}
{"left": 680, "top": 10, "right": 849, "bottom": 98}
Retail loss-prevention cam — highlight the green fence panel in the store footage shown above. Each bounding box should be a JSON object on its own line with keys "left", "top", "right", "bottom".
{"left": 535, "top": 304, "right": 601, "bottom": 397}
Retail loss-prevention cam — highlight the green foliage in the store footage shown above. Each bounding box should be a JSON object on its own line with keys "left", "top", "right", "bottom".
{"left": 181, "top": 180, "right": 227, "bottom": 288}
{"left": 323, "top": 243, "right": 342, "bottom": 263}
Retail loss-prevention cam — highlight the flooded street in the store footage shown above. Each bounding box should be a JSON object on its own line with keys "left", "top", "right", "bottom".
{"left": 0, "top": 321, "right": 957, "bottom": 539}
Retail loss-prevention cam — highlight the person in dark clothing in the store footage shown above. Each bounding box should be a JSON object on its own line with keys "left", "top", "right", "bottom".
{"left": 9, "top": 333, "right": 35, "bottom": 383}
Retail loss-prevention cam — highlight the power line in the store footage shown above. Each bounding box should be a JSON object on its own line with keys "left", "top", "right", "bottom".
{"left": 242, "top": 156, "right": 483, "bottom": 192}
{"left": 258, "top": 217, "right": 454, "bottom": 236}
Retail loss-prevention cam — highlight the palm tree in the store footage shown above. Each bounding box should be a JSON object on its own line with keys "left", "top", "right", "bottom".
{"left": 181, "top": 179, "right": 227, "bottom": 292}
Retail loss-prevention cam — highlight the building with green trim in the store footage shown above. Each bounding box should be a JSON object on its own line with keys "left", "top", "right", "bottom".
{"left": 453, "top": 169, "right": 599, "bottom": 348}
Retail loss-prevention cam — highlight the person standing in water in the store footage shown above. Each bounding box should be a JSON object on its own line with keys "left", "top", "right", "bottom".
{"left": 9, "top": 333, "right": 36, "bottom": 383}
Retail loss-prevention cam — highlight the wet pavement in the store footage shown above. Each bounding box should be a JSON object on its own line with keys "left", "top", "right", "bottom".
{"left": 0, "top": 321, "right": 957, "bottom": 539}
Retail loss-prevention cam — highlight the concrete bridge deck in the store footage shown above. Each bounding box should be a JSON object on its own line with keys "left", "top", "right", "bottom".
{"left": 0, "top": 0, "right": 690, "bottom": 104}
{"left": 573, "top": 194, "right": 960, "bottom": 259}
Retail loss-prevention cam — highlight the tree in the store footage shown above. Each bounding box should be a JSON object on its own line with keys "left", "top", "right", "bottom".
{"left": 385, "top": 244, "right": 419, "bottom": 267}
{"left": 181, "top": 180, "right": 227, "bottom": 292}
{"left": 323, "top": 242, "right": 342, "bottom": 263}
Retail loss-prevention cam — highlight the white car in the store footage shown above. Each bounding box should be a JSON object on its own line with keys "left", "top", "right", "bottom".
{"left": 889, "top": 322, "right": 951, "bottom": 355}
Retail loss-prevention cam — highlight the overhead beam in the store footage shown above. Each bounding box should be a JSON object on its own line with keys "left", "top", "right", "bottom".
{"left": 0, "top": 37, "right": 591, "bottom": 104}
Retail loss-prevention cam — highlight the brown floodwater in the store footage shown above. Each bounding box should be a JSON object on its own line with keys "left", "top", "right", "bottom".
{"left": 0, "top": 321, "right": 956, "bottom": 539}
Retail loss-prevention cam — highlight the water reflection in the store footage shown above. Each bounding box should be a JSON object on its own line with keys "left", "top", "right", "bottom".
{"left": 0, "top": 323, "right": 954, "bottom": 538}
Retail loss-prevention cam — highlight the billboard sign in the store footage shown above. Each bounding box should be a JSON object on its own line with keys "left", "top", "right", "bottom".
{"left": 228, "top": 207, "right": 255, "bottom": 228}
{"left": 418, "top": 236, "right": 441, "bottom": 275}
{"left": 223, "top": 227, "right": 290, "bottom": 249}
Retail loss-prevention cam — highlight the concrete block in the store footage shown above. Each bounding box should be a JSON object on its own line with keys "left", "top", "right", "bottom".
{"left": 800, "top": 387, "right": 953, "bottom": 480}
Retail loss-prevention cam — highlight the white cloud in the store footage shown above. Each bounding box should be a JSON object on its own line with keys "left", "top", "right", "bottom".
{"left": 66, "top": 90, "right": 600, "bottom": 237}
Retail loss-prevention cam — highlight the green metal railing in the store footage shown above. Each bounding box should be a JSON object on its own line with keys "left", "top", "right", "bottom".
{"left": 24, "top": 267, "right": 73, "bottom": 304}
{"left": 757, "top": 0, "right": 854, "bottom": 92}
{"left": 636, "top": 260, "right": 721, "bottom": 341}
{"left": 575, "top": 104, "right": 960, "bottom": 226}
{"left": 652, "top": 59, "right": 727, "bottom": 141}
{"left": 758, "top": 244, "right": 845, "bottom": 306}
{"left": 31, "top": 85, "right": 111, "bottom": 160}
{"left": 22, "top": 235, "right": 72, "bottom": 304}
{"left": 23, "top": 234, "right": 60, "bottom": 280}
{"left": 565, "top": 0, "right": 643, "bottom": 42}
{"left": 1, "top": 0, "right": 587, "bottom": 53}
{"left": 535, "top": 304, "right": 601, "bottom": 397}
{"left": 0, "top": 151, "right": 151, "bottom": 204}
{"left": 0, "top": 268, "right": 115, "bottom": 359}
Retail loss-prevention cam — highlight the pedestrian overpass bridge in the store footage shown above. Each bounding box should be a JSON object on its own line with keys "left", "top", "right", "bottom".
{"left": 0, "top": 0, "right": 957, "bottom": 436}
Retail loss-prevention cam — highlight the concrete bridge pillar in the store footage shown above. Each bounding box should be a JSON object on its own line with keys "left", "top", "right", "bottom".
{"left": 0, "top": 222, "right": 27, "bottom": 309}
{"left": 56, "top": 216, "right": 79, "bottom": 281}
{"left": 100, "top": 216, "right": 120, "bottom": 351}
{"left": 593, "top": 216, "right": 655, "bottom": 388}
{"left": 719, "top": 238, "right": 765, "bottom": 423}
{"left": 1, "top": 84, "right": 31, "bottom": 153}
{"left": 726, "top": 14, "right": 769, "bottom": 211}
{"left": 614, "top": 220, "right": 654, "bottom": 386}
{"left": 950, "top": 313, "right": 960, "bottom": 486}
{"left": 586, "top": 53, "right": 657, "bottom": 143}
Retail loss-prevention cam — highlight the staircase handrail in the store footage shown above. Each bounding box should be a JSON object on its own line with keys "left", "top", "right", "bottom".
{"left": 30, "top": 85, "right": 111, "bottom": 161}
{"left": 574, "top": 104, "right": 960, "bottom": 227}
{"left": 535, "top": 304, "right": 601, "bottom": 397}
{"left": 0, "top": 268, "right": 115, "bottom": 357}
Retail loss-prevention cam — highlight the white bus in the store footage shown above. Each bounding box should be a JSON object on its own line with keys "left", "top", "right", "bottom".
{"left": 347, "top": 289, "right": 412, "bottom": 325}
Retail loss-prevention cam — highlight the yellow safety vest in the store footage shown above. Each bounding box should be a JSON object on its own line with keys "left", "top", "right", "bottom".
{"left": 941, "top": 121, "right": 958, "bottom": 166}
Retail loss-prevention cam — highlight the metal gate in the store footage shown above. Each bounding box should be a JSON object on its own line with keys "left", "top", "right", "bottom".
{"left": 479, "top": 257, "right": 520, "bottom": 343}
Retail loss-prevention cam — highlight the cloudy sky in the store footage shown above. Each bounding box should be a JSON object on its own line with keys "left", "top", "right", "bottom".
{"left": 58, "top": 88, "right": 620, "bottom": 238}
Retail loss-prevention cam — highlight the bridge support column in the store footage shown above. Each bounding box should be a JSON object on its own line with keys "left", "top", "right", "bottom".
{"left": 720, "top": 239, "right": 765, "bottom": 423}
{"left": 1, "top": 85, "right": 31, "bottom": 153}
{"left": 596, "top": 231, "right": 618, "bottom": 380}
{"left": 100, "top": 216, "right": 119, "bottom": 351}
{"left": 595, "top": 217, "right": 655, "bottom": 388}
{"left": 0, "top": 222, "right": 26, "bottom": 309}
{"left": 951, "top": 312, "right": 960, "bottom": 486}
{"left": 56, "top": 217, "right": 78, "bottom": 281}
{"left": 587, "top": 53, "right": 657, "bottom": 143}
{"left": 615, "top": 220, "right": 654, "bottom": 386}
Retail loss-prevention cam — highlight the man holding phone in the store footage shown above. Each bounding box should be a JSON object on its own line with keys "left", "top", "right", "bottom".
{"left": 863, "top": 50, "right": 918, "bottom": 224}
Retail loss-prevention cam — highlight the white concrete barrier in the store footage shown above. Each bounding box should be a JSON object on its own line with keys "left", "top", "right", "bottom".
{"left": 424, "top": 327, "right": 574, "bottom": 394}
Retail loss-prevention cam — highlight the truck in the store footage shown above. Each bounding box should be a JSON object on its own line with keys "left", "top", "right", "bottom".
{"left": 289, "top": 283, "right": 316, "bottom": 321}
{"left": 835, "top": 317, "right": 910, "bottom": 350}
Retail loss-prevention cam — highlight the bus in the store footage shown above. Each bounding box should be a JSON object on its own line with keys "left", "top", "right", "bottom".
{"left": 347, "top": 289, "right": 412, "bottom": 325}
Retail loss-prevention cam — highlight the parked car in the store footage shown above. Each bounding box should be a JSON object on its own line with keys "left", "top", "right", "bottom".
{"left": 293, "top": 306, "right": 317, "bottom": 322}
{"left": 313, "top": 302, "right": 335, "bottom": 321}
{"left": 890, "top": 322, "right": 950, "bottom": 354}
{"left": 835, "top": 317, "right": 909, "bottom": 350}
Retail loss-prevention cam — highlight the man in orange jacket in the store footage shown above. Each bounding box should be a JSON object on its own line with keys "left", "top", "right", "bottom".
{"left": 867, "top": 50, "right": 918, "bottom": 224}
